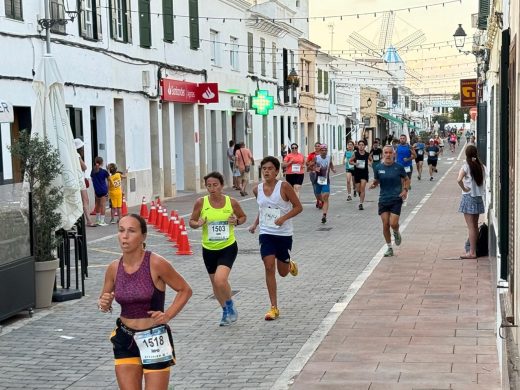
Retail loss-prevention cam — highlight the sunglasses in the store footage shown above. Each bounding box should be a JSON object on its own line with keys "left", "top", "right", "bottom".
{"left": 291, "top": 146, "right": 298, "bottom": 149}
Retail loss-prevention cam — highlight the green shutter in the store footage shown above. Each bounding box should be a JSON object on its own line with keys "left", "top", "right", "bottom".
{"left": 163, "top": 0, "right": 174, "bottom": 42}
{"left": 248, "top": 32, "right": 254, "bottom": 73}
{"left": 189, "top": 0, "right": 199, "bottom": 50}
{"left": 324, "top": 71, "right": 329, "bottom": 95}
{"left": 477, "top": 0, "right": 490, "bottom": 30}
{"left": 139, "top": 0, "right": 151, "bottom": 47}
{"left": 317, "top": 69, "right": 322, "bottom": 94}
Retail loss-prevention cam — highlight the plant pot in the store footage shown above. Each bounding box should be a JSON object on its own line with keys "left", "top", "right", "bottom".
{"left": 34, "top": 258, "right": 59, "bottom": 309}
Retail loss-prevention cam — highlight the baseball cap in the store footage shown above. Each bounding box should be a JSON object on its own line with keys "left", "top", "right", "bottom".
{"left": 74, "top": 138, "right": 84, "bottom": 150}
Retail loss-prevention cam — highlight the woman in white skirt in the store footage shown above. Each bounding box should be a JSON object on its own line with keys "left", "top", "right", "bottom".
{"left": 457, "top": 144, "right": 486, "bottom": 259}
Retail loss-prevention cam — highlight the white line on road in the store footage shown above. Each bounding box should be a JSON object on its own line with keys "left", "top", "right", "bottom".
{"left": 271, "top": 158, "right": 460, "bottom": 390}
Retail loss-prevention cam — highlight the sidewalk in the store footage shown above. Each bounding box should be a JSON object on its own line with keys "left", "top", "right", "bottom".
{"left": 290, "top": 162, "right": 501, "bottom": 389}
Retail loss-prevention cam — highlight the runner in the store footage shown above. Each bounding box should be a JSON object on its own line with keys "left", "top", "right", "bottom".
{"left": 413, "top": 139, "right": 426, "bottom": 180}
{"left": 449, "top": 132, "right": 457, "bottom": 153}
{"left": 395, "top": 134, "right": 416, "bottom": 188}
{"left": 306, "top": 142, "right": 323, "bottom": 208}
{"left": 283, "top": 143, "right": 305, "bottom": 198}
{"left": 248, "top": 156, "right": 303, "bottom": 321}
{"left": 189, "top": 172, "right": 247, "bottom": 326}
{"left": 426, "top": 139, "right": 440, "bottom": 181}
{"left": 314, "top": 144, "right": 336, "bottom": 223}
{"left": 369, "top": 145, "right": 409, "bottom": 257}
{"left": 369, "top": 138, "right": 383, "bottom": 170}
{"left": 349, "top": 140, "right": 371, "bottom": 210}
{"left": 343, "top": 140, "right": 356, "bottom": 201}
{"left": 435, "top": 134, "right": 444, "bottom": 158}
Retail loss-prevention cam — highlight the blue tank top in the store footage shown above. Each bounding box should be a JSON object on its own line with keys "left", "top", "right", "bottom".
{"left": 396, "top": 144, "right": 412, "bottom": 167}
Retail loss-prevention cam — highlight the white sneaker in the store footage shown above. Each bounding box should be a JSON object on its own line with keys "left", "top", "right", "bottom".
{"left": 98, "top": 222, "right": 108, "bottom": 226}
{"left": 402, "top": 199, "right": 408, "bottom": 207}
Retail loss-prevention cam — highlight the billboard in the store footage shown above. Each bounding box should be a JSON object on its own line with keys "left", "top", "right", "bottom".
{"left": 460, "top": 79, "right": 477, "bottom": 108}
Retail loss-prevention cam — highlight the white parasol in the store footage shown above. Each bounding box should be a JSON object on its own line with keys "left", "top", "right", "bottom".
{"left": 31, "top": 54, "right": 84, "bottom": 230}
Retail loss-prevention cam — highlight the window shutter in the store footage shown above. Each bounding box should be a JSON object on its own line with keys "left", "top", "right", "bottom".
{"left": 248, "top": 32, "right": 254, "bottom": 73}
{"left": 79, "top": 0, "right": 87, "bottom": 38}
{"left": 125, "top": 0, "right": 133, "bottom": 43}
{"left": 477, "top": 0, "right": 490, "bottom": 30}
{"left": 138, "top": 0, "right": 151, "bottom": 48}
{"left": 317, "top": 69, "right": 322, "bottom": 94}
{"left": 189, "top": 0, "right": 199, "bottom": 50}
{"left": 14, "top": 0, "right": 23, "bottom": 19}
{"left": 272, "top": 42, "right": 277, "bottom": 78}
{"left": 324, "top": 71, "right": 329, "bottom": 95}
{"left": 163, "top": 0, "right": 174, "bottom": 42}
{"left": 109, "top": 0, "right": 116, "bottom": 38}
{"left": 96, "top": 0, "right": 102, "bottom": 40}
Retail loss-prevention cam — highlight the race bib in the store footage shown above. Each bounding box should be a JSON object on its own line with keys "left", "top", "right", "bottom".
{"left": 356, "top": 160, "right": 366, "bottom": 169}
{"left": 404, "top": 166, "right": 411, "bottom": 173}
{"left": 134, "top": 326, "right": 173, "bottom": 365}
{"left": 317, "top": 176, "right": 328, "bottom": 185}
{"left": 260, "top": 207, "right": 281, "bottom": 228}
{"left": 373, "top": 155, "right": 380, "bottom": 161}
{"left": 207, "top": 221, "right": 230, "bottom": 241}
{"left": 429, "top": 151, "right": 436, "bottom": 157}
{"left": 418, "top": 150, "right": 424, "bottom": 156}
{"left": 291, "top": 164, "right": 301, "bottom": 173}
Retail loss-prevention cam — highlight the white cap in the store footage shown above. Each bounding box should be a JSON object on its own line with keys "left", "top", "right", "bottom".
{"left": 74, "top": 138, "right": 84, "bottom": 150}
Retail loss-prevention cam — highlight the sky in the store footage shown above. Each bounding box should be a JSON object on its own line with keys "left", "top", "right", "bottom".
{"left": 308, "top": 0, "right": 479, "bottom": 94}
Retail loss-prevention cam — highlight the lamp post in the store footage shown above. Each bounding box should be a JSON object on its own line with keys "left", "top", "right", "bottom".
{"left": 453, "top": 24, "right": 467, "bottom": 51}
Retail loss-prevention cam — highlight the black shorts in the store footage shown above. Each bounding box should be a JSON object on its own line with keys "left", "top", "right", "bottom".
{"left": 378, "top": 199, "right": 403, "bottom": 216}
{"left": 415, "top": 156, "right": 424, "bottom": 163}
{"left": 428, "top": 159, "right": 438, "bottom": 167}
{"left": 259, "top": 234, "right": 292, "bottom": 263}
{"left": 95, "top": 192, "right": 108, "bottom": 198}
{"left": 345, "top": 168, "right": 354, "bottom": 174}
{"left": 202, "top": 241, "right": 238, "bottom": 274}
{"left": 285, "top": 174, "right": 304, "bottom": 187}
{"left": 110, "top": 318, "right": 175, "bottom": 371}
{"left": 353, "top": 169, "right": 369, "bottom": 183}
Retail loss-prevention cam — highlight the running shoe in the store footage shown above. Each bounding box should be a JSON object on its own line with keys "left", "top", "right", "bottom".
{"left": 418, "top": 175, "right": 421, "bottom": 180}
{"left": 220, "top": 307, "right": 231, "bottom": 326}
{"left": 226, "top": 301, "right": 238, "bottom": 323}
{"left": 354, "top": 191, "right": 357, "bottom": 197}
{"left": 265, "top": 306, "right": 279, "bottom": 321}
{"left": 358, "top": 204, "right": 364, "bottom": 210}
{"left": 430, "top": 176, "right": 434, "bottom": 181}
{"left": 98, "top": 221, "right": 108, "bottom": 227}
{"left": 347, "top": 195, "right": 352, "bottom": 201}
{"left": 321, "top": 215, "right": 327, "bottom": 224}
{"left": 393, "top": 230, "right": 402, "bottom": 246}
{"left": 384, "top": 248, "right": 394, "bottom": 257}
{"left": 289, "top": 260, "right": 298, "bottom": 276}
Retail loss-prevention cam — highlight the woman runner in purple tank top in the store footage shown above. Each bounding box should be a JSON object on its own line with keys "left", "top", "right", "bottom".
{"left": 98, "top": 214, "right": 192, "bottom": 390}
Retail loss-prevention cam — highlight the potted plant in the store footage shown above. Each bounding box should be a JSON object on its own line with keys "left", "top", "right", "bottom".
{"left": 9, "top": 130, "right": 63, "bottom": 308}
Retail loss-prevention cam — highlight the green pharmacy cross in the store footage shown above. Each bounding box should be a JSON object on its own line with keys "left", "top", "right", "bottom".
{"left": 251, "top": 90, "right": 274, "bottom": 115}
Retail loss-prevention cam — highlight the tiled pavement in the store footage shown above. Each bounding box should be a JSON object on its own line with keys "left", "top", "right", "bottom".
{"left": 290, "top": 153, "right": 501, "bottom": 389}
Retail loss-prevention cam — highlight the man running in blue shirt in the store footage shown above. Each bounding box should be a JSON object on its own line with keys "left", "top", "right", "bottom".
{"left": 370, "top": 145, "right": 409, "bottom": 257}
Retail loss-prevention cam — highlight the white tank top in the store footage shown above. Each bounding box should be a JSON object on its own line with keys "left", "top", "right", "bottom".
{"left": 257, "top": 181, "right": 293, "bottom": 236}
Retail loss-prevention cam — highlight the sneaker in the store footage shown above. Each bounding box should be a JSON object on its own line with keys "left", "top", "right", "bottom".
{"left": 384, "top": 247, "right": 394, "bottom": 257}
{"left": 354, "top": 191, "right": 357, "bottom": 197}
{"left": 226, "top": 302, "right": 238, "bottom": 323}
{"left": 265, "top": 306, "right": 279, "bottom": 321}
{"left": 430, "top": 176, "right": 434, "bottom": 181}
{"left": 289, "top": 260, "right": 298, "bottom": 276}
{"left": 321, "top": 215, "right": 327, "bottom": 224}
{"left": 358, "top": 204, "right": 364, "bottom": 210}
{"left": 393, "top": 230, "right": 402, "bottom": 246}
{"left": 347, "top": 195, "right": 352, "bottom": 201}
{"left": 110, "top": 218, "right": 116, "bottom": 224}
{"left": 98, "top": 222, "right": 108, "bottom": 227}
{"left": 418, "top": 175, "right": 421, "bottom": 180}
{"left": 220, "top": 307, "right": 231, "bottom": 326}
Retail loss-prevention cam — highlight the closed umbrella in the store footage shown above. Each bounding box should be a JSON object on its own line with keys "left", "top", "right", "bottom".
{"left": 32, "top": 54, "right": 83, "bottom": 230}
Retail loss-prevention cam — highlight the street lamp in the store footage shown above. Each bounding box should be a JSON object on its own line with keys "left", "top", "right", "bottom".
{"left": 367, "top": 97, "right": 372, "bottom": 107}
{"left": 453, "top": 24, "right": 467, "bottom": 49}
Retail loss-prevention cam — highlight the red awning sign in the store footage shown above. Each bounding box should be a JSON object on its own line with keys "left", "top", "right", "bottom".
{"left": 161, "top": 79, "right": 219, "bottom": 104}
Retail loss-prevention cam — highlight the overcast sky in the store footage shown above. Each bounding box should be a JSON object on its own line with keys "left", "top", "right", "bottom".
{"left": 308, "top": 0, "right": 479, "bottom": 94}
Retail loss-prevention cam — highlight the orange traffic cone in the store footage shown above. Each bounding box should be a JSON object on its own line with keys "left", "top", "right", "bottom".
{"left": 148, "top": 202, "right": 157, "bottom": 225}
{"left": 160, "top": 211, "right": 170, "bottom": 234}
{"left": 140, "top": 197, "right": 149, "bottom": 220}
{"left": 175, "top": 218, "right": 186, "bottom": 247}
{"left": 121, "top": 196, "right": 128, "bottom": 216}
{"left": 176, "top": 230, "right": 193, "bottom": 255}
{"left": 167, "top": 212, "right": 177, "bottom": 237}
{"left": 154, "top": 207, "right": 163, "bottom": 229}
{"left": 169, "top": 219, "right": 180, "bottom": 243}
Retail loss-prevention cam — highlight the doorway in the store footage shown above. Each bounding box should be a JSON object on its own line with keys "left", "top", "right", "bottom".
{"left": 90, "top": 106, "right": 107, "bottom": 166}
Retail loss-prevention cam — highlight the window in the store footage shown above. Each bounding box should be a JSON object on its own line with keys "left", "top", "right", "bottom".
{"left": 260, "top": 38, "right": 266, "bottom": 76}
{"left": 79, "top": 0, "right": 102, "bottom": 40}
{"left": 110, "top": 0, "right": 132, "bottom": 43}
{"left": 317, "top": 69, "right": 322, "bottom": 94}
{"left": 50, "top": 0, "right": 65, "bottom": 34}
{"left": 5, "top": 0, "right": 23, "bottom": 20}
{"left": 324, "top": 71, "right": 329, "bottom": 95}
{"left": 163, "top": 0, "right": 174, "bottom": 42}
{"left": 290, "top": 50, "right": 295, "bottom": 70}
{"left": 272, "top": 42, "right": 277, "bottom": 78}
{"left": 138, "top": 0, "right": 151, "bottom": 48}
{"left": 230, "top": 36, "right": 239, "bottom": 70}
{"left": 189, "top": 0, "right": 199, "bottom": 50}
{"left": 247, "top": 32, "right": 254, "bottom": 73}
{"left": 210, "top": 30, "right": 220, "bottom": 66}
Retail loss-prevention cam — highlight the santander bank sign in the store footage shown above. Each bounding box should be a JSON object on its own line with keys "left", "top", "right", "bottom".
{"left": 160, "top": 79, "right": 219, "bottom": 104}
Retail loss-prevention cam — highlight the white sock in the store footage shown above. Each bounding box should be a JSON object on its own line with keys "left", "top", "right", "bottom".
{"left": 387, "top": 243, "right": 392, "bottom": 250}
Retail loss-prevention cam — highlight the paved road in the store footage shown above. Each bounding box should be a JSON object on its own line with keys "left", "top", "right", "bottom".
{"left": 0, "top": 151, "right": 461, "bottom": 390}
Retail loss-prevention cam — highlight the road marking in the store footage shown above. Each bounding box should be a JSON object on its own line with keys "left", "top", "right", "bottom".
{"left": 271, "top": 157, "right": 460, "bottom": 390}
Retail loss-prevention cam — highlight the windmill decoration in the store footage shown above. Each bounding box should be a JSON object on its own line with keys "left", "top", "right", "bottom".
{"left": 348, "top": 11, "right": 426, "bottom": 64}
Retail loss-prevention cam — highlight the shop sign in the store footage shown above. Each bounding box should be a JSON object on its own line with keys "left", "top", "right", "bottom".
{"left": 250, "top": 90, "right": 274, "bottom": 116}
{"left": 161, "top": 79, "right": 219, "bottom": 104}
{"left": 231, "top": 95, "right": 246, "bottom": 110}
{"left": 460, "top": 79, "right": 477, "bottom": 108}
{"left": 0, "top": 99, "right": 14, "bottom": 123}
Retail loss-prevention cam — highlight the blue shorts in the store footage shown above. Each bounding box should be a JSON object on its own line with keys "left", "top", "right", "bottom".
{"left": 378, "top": 199, "right": 403, "bottom": 216}
{"left": 259, "top": 234, "right": 292, "bottom": 263}
{"left": 315, "top": 183, "right": 330, "bottom": 194}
